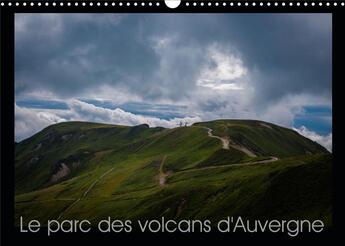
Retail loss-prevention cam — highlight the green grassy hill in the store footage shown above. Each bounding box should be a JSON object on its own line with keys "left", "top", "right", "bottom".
{"left": 15, "top": 120, "right": 332, "bottom": 226}
{"left": 194, "top": 120, "right": 328, "bottom": 157}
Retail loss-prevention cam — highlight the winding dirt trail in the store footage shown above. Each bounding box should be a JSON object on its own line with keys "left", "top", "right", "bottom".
{"left": 206, "top": 127, "right": 230, "bottom": 149}
{"left": 159, "top": 155, "right": 168, "bottom": 186}
{"left": 177, "top": 156, "right": 279, "bottom": 175}
{"left": 156, "top": 127, "right": 279, "bottom": 186}
{"left": 58, "top": 126, "right": 279, "bottom": 219}
{"left": 57, "top": 198, "right": 81, "bottom": 220}
{"left": 57, "top": 167, "right": 115, "bottom": 220}
{"left": 204, "top": 127, "right": 257, "bottom": 157}
{"left": 157, "top": 126, "right": 278, "bottom": 217}
{"left": 83, "top": 167, "right": 115, "bottom": 196}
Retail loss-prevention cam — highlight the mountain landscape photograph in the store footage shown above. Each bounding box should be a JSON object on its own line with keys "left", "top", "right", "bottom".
{"left": 14, "top": 14, "right": 332, "bottom": 227}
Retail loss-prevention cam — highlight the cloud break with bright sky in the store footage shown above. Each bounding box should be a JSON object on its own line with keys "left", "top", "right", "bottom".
{"left": 15, "top": 13, "right": 332, "bottom": 151}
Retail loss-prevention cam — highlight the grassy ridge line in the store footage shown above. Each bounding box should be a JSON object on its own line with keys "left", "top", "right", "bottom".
{"left": 194, "top": 120, "right": 328, "bottom": 157}
{"left": 15, "top": 120, "right": 327, "bottom": 195}
{"left": 15, "top": 123, "right": 168, "bottom": 194}
{"left": 14, "top": 120, "right": 331, "bottom": 224}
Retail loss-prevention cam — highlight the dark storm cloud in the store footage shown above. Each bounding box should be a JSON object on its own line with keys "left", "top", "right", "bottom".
{"left": 15, "top": 14, "right": 161, "bottom": 98}
{"left": 15, "top": 13, "right": 331, "bottom": 105}
{"left": 143, "top": 14, "right": 331, "bottom": 103}
{"left": 231, "top": 14, "right": 332, "bottom": 106}
{"left": 15, "top": 14, "right": 332, "bottom": 149}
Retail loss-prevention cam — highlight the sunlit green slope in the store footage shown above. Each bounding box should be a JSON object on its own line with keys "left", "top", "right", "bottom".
{"left": 15, "top": 120, "right": 331, "bottom": 225}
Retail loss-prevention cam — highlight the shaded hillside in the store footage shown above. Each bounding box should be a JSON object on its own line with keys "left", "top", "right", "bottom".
{"left": 15, "top": 120, "right": 331, "bottom": 225}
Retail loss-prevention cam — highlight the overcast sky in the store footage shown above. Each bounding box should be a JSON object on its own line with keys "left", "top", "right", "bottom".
{"left": 15, "top": 14, "right": 332, "bottom": 151}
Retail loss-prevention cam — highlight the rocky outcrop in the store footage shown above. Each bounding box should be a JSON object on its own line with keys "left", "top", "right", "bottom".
{"left": 51, "top": 163, "right": 71, "bottom": 183}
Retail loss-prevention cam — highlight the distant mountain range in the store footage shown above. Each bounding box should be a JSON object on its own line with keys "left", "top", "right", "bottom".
{"left": 15, "top": 120, "right": 332, "bottom": 225}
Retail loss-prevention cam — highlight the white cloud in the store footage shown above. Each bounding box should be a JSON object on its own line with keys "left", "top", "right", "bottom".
{"left": 15, "top": 98, "right": 333, "bottom": 154}
{"left": 80, "top": 85, "right": 143, "bottom": 105}
{"left": 68, "top": 100, "right": 201, "bottom": 128}
{"left": 258, "top": 93, "right": 331, "bottom": 127}
{"left": 196, "top": 44, "right": 247, "bottom": 90}
{"left": 293, "top": 126, "right": 332, "bottom": 152}
{"left": 15, "top": 100, "right": 202, "bottom": 142}
{"left": 15, "top": 104, "right": 66, "bottom": 141}
{"left": 187, "top": 88, "right": 331, "bottom": 132}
